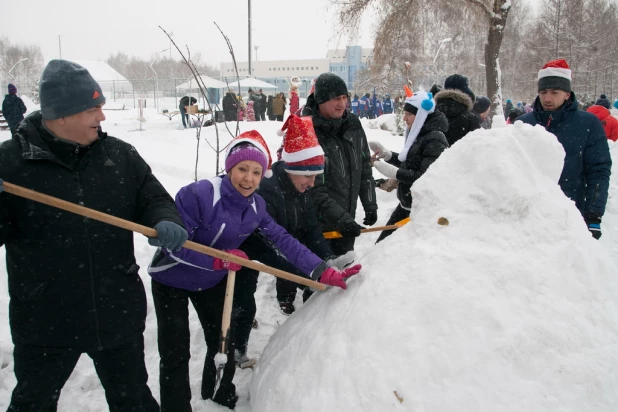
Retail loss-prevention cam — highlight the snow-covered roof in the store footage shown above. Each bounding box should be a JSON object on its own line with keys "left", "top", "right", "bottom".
{"left": 71, "top": 60, "right": 128, "bottom": 82}
{"left": 43, "top": 60, "right": 128, "bottom": 82}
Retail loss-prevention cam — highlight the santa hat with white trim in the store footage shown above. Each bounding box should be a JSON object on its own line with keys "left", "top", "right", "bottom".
{"left": 277, "top": 114, "right": 325, "bottom": 175}
{"left": 538, "top": 59, "right": 572, "bottom": 92}
{"left": 225, "top": 130, "right": 273, "bottom": 178}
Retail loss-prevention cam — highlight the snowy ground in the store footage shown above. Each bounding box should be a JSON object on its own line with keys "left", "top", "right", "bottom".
{"left": 0, "top": 103, "right": 616, "bottom": 411}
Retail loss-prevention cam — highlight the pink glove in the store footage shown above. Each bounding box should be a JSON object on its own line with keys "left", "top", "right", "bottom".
{"left": 213, "top": 249, "right": 248, "bottom": 271}
{"left": 319, "top": 264, "right": 362, "bottom": 289}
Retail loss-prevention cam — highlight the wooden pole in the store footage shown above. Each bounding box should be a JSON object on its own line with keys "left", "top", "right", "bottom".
{"left": 323, "top": 217, "right": 411, "bottom": 239}
{"left": 220, "top": 270, "right": 236, "bottom": 354}
{"left": 3, "top": 182, "right": 326, "bottom": 291}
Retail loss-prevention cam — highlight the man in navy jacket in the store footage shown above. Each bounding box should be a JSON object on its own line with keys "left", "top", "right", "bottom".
{"left": 518, "top": 59, "right": 611, "bottom": 239}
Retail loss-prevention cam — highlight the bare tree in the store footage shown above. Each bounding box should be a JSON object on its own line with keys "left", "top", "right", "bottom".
{"left": 0, "top": 37, "right": 44, "bottom": 100}
{"left": 331, "top": 0, "right": 512, "bottom": 114}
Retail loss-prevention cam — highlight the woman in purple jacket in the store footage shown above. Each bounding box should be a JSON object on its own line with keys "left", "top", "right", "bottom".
{"left": 148, "top": 130, "right": 361, "bottom": 411}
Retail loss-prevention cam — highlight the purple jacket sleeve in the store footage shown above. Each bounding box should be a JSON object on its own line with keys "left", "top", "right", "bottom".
{"left": 166, "top": 181, "right": 217, "bottom": 271}
{"left": 258, "top": 212, "right": 325, "bottom": 277}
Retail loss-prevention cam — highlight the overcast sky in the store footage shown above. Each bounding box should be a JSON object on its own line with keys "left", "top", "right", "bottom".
{"left": 2, "top": 0, "right": 376, "bottom": 65}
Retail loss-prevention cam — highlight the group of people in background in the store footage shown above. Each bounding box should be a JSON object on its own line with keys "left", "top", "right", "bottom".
{"left": 350, "top": 93, "right": 395, "bottom": 119}
{"left": 221, "top": 89, "right": 290, "bottom": 123}
{"left": 0, "top": 55, "right": 612, "bottom": 412}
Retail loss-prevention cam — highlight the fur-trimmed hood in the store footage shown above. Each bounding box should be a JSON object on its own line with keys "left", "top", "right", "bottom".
{"left": 434, "top": 89, "right": 474, "bottom": 118}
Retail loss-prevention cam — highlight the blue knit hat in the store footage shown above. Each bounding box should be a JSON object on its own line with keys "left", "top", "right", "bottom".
{"left": 8, "top": 84, "right": 17, "bottom": 94}
{"left": 39, "top": 60, "right": 106, "bottom": 120}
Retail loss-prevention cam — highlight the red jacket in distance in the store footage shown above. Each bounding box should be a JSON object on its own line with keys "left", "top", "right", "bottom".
{"left": 587, "top": 105, "right": 618, "bottom": 142}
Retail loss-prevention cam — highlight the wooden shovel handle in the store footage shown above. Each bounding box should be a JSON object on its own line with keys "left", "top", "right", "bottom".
{"left": 2, "top": 182, "right": 326, "bottom": 291}
{"left": 323, "top": 217, "right": 411, "bottom": 239}
{"left": 220, "top": 270, "right": 236, "bottom": 354}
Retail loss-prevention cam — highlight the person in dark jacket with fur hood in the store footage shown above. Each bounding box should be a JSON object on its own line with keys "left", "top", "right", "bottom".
{"left": 518, "top": 59, "right": 611, "bottom": 240}
{"left": 370, "top": 90, "right": 449, "bottom": 242}
{"left": 301, "top": 73, "right": 378, "bottom": 255}
{"left": 0, "top": 60, "right": 188, "bottom": 412}
{"left": 435, "top": 74, "right": 481, "bottom": 145}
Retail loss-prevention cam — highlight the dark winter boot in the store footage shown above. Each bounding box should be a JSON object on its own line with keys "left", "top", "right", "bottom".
{"left": 212, "top": 383, "right": 238, "bottom": 410}
{"left": 278, "top": 301, "right": 295, "bottom": 316}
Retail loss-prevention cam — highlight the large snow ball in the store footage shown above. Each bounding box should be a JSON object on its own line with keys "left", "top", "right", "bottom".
{"left": 250, "top": 123, "right": 618, "bottom": 411}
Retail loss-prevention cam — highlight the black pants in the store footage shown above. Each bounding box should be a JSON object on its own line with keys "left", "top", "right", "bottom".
{"left": 275, "top": 115, "right": 284, "bottom": 121}
{"left": 233, "top": 237, "right": 314, "bottom": 354}
{"left": 8, "top": 333, "right": 158, "bottom": 412}
{"left": 376, "top": 204, "right": 410, "bottom": 243}
{"left": 232, "top": 268, "right": 259, "bottom": 356}
{"left": 152, "top": 279, "right": 236, "bottom": 412}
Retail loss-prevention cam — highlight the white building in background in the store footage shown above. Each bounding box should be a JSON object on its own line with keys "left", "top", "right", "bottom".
{"left": 71, "top": 61, "right": 134, "bottom": 98}
{"left": 219, "top": 46, "right": 373, "bottom": 97}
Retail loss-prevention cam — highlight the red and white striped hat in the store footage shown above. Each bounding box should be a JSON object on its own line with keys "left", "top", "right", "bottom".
{"left": 278, "top": 114, "right": 324, "bottom": 175}
{"left": 538, "top": 59, "right": 572, "bottom": 92}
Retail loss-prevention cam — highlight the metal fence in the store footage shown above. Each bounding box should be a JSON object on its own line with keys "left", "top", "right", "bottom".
{"left": 95, "top": 76, "right": 317, "bottom": 111}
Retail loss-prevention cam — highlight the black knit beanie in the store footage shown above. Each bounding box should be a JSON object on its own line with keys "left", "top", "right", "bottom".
{"left": 39, "top": 60, "right": 106, "bottom": 120}
{"left": 473, "top": 96, "right": 492, "bottom": 114}
{"left": 403, "top": 103, "right": 418, "bottom": 115}
{"left": 444, "top": 74, "right": 475, "bottom": 102}
{"left": 314, "top": 73, "right": 348, "bottom": 104}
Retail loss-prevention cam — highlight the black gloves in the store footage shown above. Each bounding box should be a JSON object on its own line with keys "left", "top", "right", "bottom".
{"left": 149, "top": 221, "right": 189, "bottom": 251}
{"left": 0, "top": 178, "right": 3, "bottom": 193}
{"left": 585, "top": 217, "right": 602, "bottom": 240}
{"left": 363, "top": 210, "right": 378, "bottom": 226}
{"left": 339, "top": 221, "right": 364, "bottom": 238}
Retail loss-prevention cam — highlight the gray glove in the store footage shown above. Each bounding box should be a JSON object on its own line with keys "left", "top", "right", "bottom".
{"left": 149, "top": 221, "right": 188, "bottom": 251}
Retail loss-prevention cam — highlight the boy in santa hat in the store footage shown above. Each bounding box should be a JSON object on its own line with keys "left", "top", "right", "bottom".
{"left": 518, "top": 59, "right": 611, "bottom": 240}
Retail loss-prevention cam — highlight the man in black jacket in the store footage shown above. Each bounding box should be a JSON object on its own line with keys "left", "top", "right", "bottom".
{"left": 2, "top": 84, "right": 27, "bottom": 137}
{"left": 302, "top": 73, "right": 378, "bottom": 255}
{"left": 234, "top": 115, "right": 335, "bottom": 364}
{"left": 222, "top": 90, "right": 238, "bottom": 121}
{"left": 0, "top": 59, "right": 188, "bottom": 412}
{"left": 178, "top": 95, "right": 197, "bottom": 128}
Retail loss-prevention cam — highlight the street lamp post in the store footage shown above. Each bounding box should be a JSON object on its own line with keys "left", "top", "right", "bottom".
{"left": 150, "top": 48, "right": 169, "bottom": 111}
{"left": 8, "top": 58, "right": 29, "bottom": 79}
{"left": 432, "top": 38, "right": 452, "bottom": 84}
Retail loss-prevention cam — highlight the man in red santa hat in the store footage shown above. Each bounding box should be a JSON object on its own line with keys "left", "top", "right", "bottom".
{"left": 518, "top": 59, "right": 611, "bottom": 240}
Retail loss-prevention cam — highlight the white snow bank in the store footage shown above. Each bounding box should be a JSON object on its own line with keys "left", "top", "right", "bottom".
{"left": 250, "top": 122, "right": 618, "bottom": 411}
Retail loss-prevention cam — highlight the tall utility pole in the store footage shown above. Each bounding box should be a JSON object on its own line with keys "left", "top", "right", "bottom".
{"left": 248, "top": 0, "right": 252, "bottom": 76}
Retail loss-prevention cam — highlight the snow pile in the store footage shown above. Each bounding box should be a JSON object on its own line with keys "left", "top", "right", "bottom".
{"left": 250, "top": 122, "right": 618, "bottom": 411}
{"left": 373, "top": 113, "right": 400, "bottom": 134}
